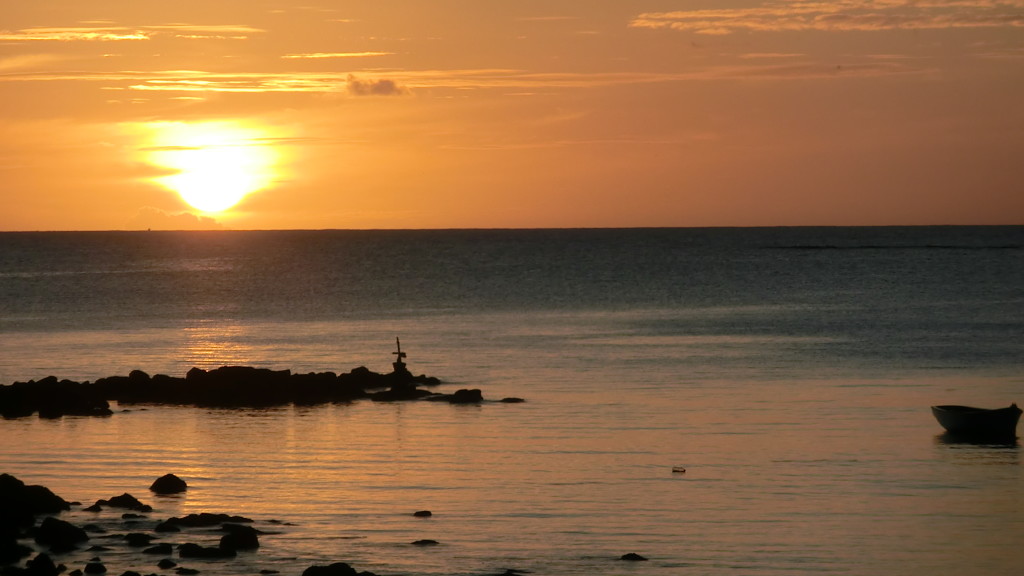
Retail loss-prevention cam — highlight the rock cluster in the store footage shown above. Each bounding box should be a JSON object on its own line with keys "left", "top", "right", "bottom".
{"left": 0, "top": 474, "right": 383, "bottom": 576}
{"left": 2, "top": 473, "right": 638, "bottom": 575}
{"left": 0, "top": 365, "right": 445, "bottom": 418}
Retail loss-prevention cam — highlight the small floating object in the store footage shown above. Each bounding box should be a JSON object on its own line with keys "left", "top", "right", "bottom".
{"left": 620, "top": 552, "right": 648, "bottom": 561}
{"left": 672, "top": 467, "right": 686, "bottom": 474}
{"left": 931, "top": 403, "right": 1021, "bottom": 439}
{"left": 412, "top": 510, "right": 432, "bottom": 517}
{"left": 412, "top": 539, "right": 439, "bottom": 546}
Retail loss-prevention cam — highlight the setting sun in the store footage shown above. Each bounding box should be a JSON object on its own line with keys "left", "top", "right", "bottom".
{"left": 145, "top": 122, "right": 279, "bottom": 213}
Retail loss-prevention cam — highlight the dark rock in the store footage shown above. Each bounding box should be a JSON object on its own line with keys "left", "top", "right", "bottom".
{"left": 0, "top": 474, "right": 72, "bottom": 529}
{"left": 449, "top": 389, "right": 483, "bottom": 404}
{"left": 95, "top": 494, "right": 151, "bottom": 513}
{"left": 161, "top": 514, "right": 253, "bottom": 529}
{"left": 0, "top": 377, "right": 112, "bottom": 419}
{"left": 142, "top": 544, "right": 172, "bottom": 555}
{"left": 0, "top": 538, "right": 34, "bottom": 565}
{"left": 177, "top": 544, "right": 235, "bottom": 559}
{"left": 153, "top": 521, "right": 179, "bottom": 533}
{"left": 259, "top": 571, "right": 279, "bottom": 574}
{"left": 84, "top": 562, "right": 106, "bottom": 574}
{"left": 86, "top": 546, "right": 110, "bottom": 552}
{"left": 156, "top": 559, "right": 176, "bottom": 569}
{"left": 34, "top": 517, "right": 88, "bottom": 551}
{"left": 5, "top": 359, "right": 449, "bottom": 416}
{"left": 24, "top": 553, "right": 61, "bottom": 576}
{"left": 499, "top": 397, "right": 525, "bottom": 403}
{"left": 411, "top": 539, "right": 439, "bottom": 546}
{"left": 218, "top": 524, "right": 259, "bottom": 551}
{"left": 120, "top": 572, "right": 142, "bottom": 576}
{"left": 412, "top": 510, "right": 432, "bottom": 517}
{"left": 301, "top": 563, "right": 358, "bottom": 576}
{"left": 369, "top": 383, "right": 434, "bottom": 402}
{"left": 82, "top": 525, "right": 105, "bottom": 534}
{"left": 124, "top": 533, "right": 154, "bottom": 547}
{"left": 121, "top": 513, "right": 145, "bottom": 520}
{"left": 149, "top": 475, "right": 187, "bottom": 495}
{"left": 128, "top": 370, "right": 150, "bottom": 383}
{"left": 174, "top": 569, "right": 199, "bottom": 575}
{"left": 620, "top": 553, "right": 648, "bottom": 561}
{"left": 83, "top": 503, "right": 103, "bottom": 513}
{"left": 68, "top": 571, "right": 83, "bottom": 576}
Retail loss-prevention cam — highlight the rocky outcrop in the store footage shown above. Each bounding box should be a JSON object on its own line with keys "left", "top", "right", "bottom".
{"left": 0, "top": 376, "right": 112, "bottom": 419}
{"left": 2, "top": 364, "right": 453, "bottom": 418}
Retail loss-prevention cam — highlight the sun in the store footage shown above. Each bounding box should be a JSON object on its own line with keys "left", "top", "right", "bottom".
{"left": 145, "top": 122, "right": 278, "bottom": 213}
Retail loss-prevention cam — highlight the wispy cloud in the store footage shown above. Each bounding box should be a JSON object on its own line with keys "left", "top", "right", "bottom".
{"left": 631, "top": 1, "right": 1024, "bottom": 35}
{"left": 0, "top": 54, "right": 70, "bottom": 71}
{"left": 144, "top": 24, "right": 262, "bottom": 39}
{"left": 516, "top": 16, "right": 582, "bottom": 22}
{"left": 282, "top": 52, "right": 393, "bottom": 59}
{"left": 0, "top": 62, "right": 926, "bottom": 96}
{"left": 0, "top": 27, "right": 149, "bottom": 42}
{"left": 0, "top": 24, "right": 262, "bottom": 42}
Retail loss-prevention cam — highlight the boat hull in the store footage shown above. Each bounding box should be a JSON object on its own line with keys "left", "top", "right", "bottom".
{"left": 931, "top": 404, "right": 1021, "bottom": 439}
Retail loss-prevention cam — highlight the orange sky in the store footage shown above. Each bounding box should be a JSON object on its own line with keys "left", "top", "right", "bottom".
{"left": 1, "top": 0, "right": 1022, "bottom": 230}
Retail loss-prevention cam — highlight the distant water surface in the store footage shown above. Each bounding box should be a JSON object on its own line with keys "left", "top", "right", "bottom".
{"left": 1, "top": 227, "right": 1022, "bottom": 576}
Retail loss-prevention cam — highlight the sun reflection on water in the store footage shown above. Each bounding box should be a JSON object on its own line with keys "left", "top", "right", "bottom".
{"left": 182, "top": 321, "right": 255, "bottom": 368}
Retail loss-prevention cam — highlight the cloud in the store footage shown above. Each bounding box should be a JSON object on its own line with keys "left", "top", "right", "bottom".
{"left": 0, "top": 27, "right": 149, "bottom": 42}
{"left": 346, "top": 75, "right": 409, "bottom": 96}
{"left": 0, "top": 64, "right": 926, "bottom": 97}
{"left": 0, "top": 24, "right": 261, "bottom": 42}
{"left": 631, "top": 1, "right": 1024, "bottom": 35}
{"left": 282, "top": 52, "right": 393, "bottom": 59}
{"left": 0, "top": 54, "right": 70, "bottom": 71}
{"left": 126, "top": 207, "right": 224, "bottom": 230}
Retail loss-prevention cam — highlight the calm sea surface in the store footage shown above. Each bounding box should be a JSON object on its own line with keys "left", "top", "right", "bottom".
{"left": 1, "top": 227, "right": 1022, "bottom": 576}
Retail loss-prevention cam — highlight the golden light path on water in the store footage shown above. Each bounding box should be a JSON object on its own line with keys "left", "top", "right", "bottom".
{"left": 144, "top": 121, "right": 280, "bottom": 213}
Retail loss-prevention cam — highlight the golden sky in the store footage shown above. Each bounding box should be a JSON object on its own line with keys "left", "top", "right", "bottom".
{"left": 1, "top": 0, "right": 1022, "bottom": 230}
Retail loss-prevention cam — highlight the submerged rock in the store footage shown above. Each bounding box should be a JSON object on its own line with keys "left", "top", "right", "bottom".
{"left": 620, "top": 552, "right": 648, "bottom": 561}
{"left": 177, "top": 543, "right": 235, "bottom": 559}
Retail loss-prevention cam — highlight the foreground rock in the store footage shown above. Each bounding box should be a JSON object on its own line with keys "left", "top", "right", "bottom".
{"left": 1, "top": 474, "right": 391, "bottom": 576}
{"left": 34, "top": 518, "right": 88, "bottom": 551}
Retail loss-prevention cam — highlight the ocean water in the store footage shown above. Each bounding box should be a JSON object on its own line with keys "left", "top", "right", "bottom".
{"left": 1, "top": 227, "right": 1022, "bottom": 576}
